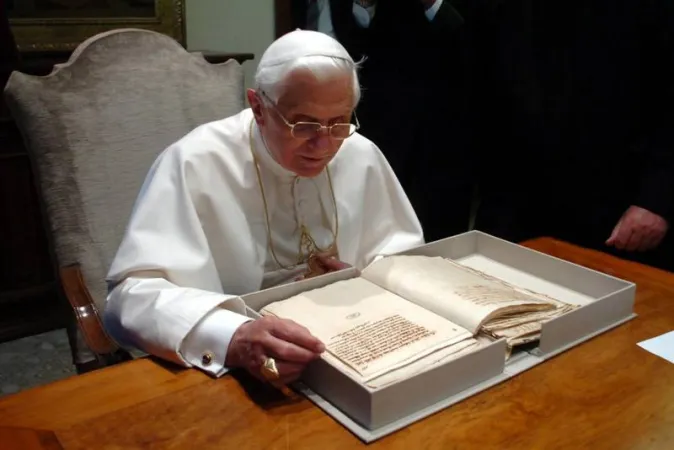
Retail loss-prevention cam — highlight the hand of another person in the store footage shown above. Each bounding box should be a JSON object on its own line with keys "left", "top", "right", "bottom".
{"left": 225, "top": 316, "right": 325, "bottom": 386}
{"left": 606, "top": 205, "right": 669, "bottom": 251}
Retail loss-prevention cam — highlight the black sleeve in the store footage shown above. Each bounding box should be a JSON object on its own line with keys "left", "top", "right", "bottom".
{"left": 289, "top": 0, "right": 371, "bottom": 60}
{"left": 328, "top": 0, "right": 375, "bottom": 61}
{"left": 334, "top": 1, "right": 433, "bottom": 65}
{"left": 635, "top": 0, "right": 674, "bottom": 221}
{"left": 428, "top": 0, "right": 468, "bottom": 33}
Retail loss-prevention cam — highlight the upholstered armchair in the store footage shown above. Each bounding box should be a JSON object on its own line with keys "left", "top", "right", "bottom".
{"left": 3, "top": 29, "right": 246, "bottom": 372}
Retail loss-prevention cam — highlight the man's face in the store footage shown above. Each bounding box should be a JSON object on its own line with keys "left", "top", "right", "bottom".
{"left": 248, "top": 69, "right": 355, "bottom": 178}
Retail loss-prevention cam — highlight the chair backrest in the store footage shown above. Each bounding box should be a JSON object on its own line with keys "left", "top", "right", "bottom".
{"left": 3, "top": 28, "right": 246, "bottom": 312}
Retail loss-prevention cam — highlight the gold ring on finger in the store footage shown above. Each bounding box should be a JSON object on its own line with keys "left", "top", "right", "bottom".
{"left": 260, "top": 356, "right": 280, "bottom": 382}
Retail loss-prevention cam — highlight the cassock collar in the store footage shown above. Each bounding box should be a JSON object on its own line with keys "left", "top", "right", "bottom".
{"left": 251, "top": 120, "right": 298, "bottom": 182}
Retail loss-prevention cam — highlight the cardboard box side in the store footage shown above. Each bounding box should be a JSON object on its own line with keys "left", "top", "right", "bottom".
{"left": 300, "top": 357, "right": 374, "bottom": 428}
{"left": 370, "top": 339, "right": 507, "bottom": 429}
{"left": 293, "top": 385, "right": 378, "bottom": 442}
{"left": 537, "top": 284, "right": 637, "bottom": 355}
{"left": 504, "top": 350, "right": 544, "bottom": 376}
{"left": 399, "top": 232, "right": 478, "bottom": 260}
{"left": 536, "top": 313, "right": 636, "bottom": 360}
{"left": 298, "top": 364, "right": 515, "bottom": 443}
{"left": 474, "top": 231, "right": 632, "bottom": 298}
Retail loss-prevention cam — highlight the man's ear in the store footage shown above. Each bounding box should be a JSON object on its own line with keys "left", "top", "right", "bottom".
{"left": 247, "top": 89, "right": 265, "bottom": 125}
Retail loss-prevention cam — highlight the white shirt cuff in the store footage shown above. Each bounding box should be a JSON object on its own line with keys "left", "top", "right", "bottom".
{"left": 425, "top": 0, "right": 443, "bottom": 21}
{"left": 178, "top": 307, "right": 252, "bottom": 377}
{"left": 353, "top": 2, "right": 377, "bottom": 28}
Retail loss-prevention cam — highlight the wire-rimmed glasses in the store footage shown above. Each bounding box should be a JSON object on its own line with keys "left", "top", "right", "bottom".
{"left": 260, "top": 91, "right": 360, "bottom": 140}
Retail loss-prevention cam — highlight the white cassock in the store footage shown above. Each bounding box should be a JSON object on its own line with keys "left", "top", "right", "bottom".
{"left": 104, "top": 108, "right": 424, "bottom": 376}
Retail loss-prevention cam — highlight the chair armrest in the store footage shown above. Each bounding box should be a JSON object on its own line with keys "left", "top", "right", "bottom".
{"left": 59, "top": 264, "right": 120, "bottom": 356}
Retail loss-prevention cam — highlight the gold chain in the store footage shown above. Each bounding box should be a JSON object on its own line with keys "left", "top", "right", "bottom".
{"left": 248, "top": 119, "right": 339, "bottom": 271}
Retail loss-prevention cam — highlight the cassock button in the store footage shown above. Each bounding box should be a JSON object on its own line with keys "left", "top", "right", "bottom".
{"left": 201, "top": 351, "right": 214, "bottom": 366}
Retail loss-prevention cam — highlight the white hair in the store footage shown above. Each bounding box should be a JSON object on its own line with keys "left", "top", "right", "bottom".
{"left": 255, "top": 54, "right": 362, "bottom": 105}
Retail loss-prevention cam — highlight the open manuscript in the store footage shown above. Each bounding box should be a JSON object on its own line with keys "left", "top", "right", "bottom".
{"left": 260, "top": 255, "right": 576, "bottom": 389}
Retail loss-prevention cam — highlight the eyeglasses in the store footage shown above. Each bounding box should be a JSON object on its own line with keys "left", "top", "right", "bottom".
{"left": 260, "top": 91, "right": 360, "bottom": 140}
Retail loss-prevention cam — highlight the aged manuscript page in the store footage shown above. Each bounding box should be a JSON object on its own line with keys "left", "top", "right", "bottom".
{"left": 260, "top": 277, "right": 475, "bottom": 386}
{"left": 361, "top": 255, "right": 575, "bottom": 345}
{"left": 261, "top": 254, "right": 575, "bottom": 387}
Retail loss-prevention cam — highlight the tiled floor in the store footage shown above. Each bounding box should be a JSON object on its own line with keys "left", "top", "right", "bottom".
{"left": 0, "top": 329, "right": 76, "bottom": 397}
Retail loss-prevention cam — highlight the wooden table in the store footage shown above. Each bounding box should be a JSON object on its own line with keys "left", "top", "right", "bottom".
{"left": 1, "top": 238, "right": 672, "bottom": 449}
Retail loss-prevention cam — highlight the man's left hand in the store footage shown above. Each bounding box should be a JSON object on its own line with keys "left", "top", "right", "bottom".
{"left": 314, "top": 253, "right": 351, "bottom": 272}
{"left": 295, "top": 253, "right": 351, "bottom": 281}
{"left": 606, "top": 205, "right": 669, "bottom": 251}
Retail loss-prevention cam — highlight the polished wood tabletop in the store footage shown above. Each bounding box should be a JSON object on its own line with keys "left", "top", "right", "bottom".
{"left": 1, "top": 238, "right": 673, "bottom": 449}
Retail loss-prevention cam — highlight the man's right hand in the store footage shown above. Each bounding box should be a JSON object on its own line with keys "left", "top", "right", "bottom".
{"left": 225, "top": 316, "right": 325, "bottom": 386}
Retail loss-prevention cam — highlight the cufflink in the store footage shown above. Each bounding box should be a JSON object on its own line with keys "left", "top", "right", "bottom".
{"left": 201, "top": 351, "right": 214, "bottom": 366}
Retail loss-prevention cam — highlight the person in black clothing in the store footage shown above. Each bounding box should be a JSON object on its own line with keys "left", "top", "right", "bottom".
{"left": 290, "top": 0, "right": 479, "bottom": 242}
{"left": 474, "top": 0, "right": 674, "bottom": 271}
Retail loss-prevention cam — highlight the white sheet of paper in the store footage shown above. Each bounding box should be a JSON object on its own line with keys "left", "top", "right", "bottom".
{"left": 637, "top": 331, "right": 674, "bottom": 364}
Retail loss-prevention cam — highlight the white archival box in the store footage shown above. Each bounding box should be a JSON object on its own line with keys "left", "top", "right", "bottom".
{"left": 242, "top": 231, "right": 636, "bottom": 443}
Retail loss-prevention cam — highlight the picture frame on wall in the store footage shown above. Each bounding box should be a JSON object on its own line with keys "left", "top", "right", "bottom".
{"left": 7, "top": 0, "right": 185, "bottom": 52}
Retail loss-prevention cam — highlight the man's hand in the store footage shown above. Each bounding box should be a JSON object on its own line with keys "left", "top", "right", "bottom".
{"left": 225, "top": 316, "right": 325, "bottom": 386}
{"left": 314, "top": 253, "right": 351, "bottom": 272}
{"left": 606, "top": 205, "right": 669, "bottom": 251}
{"left": 295, "top": 253, "right": 351, "bottom": 281}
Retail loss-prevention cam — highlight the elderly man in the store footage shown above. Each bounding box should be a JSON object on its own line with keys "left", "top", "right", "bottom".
{"left": 104, "top": 30, "right": 424, "bottom": 386}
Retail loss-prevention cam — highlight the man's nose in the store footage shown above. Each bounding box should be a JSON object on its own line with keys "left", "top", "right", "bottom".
{"left": 309, "top": 132, "right": 333, "bottom": 149}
